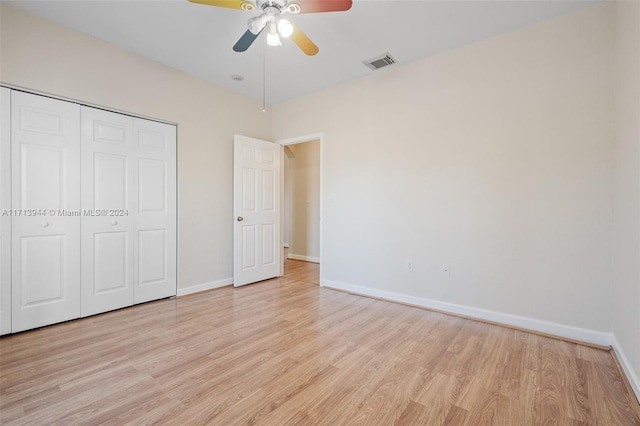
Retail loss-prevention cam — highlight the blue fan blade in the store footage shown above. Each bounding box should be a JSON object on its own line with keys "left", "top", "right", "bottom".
{"left": 233, "top": 29, "right": 261, "bottom": 52}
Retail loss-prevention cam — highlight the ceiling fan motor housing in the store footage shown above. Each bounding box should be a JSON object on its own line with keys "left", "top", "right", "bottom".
{"left": 256, "top": 0, "right": 289, "bottom": 10}
{"left": 248, "top": 0, "right": 295, "bottom": 35}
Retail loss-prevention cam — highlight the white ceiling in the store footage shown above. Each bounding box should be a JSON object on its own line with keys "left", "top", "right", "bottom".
{"left": 6, "top": 0, "right": 600, "bottom": 104}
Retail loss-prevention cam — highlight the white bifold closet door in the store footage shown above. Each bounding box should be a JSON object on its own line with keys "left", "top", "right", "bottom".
{"left": 10, "top": 91, "right": 81, "bottom": 333}
{"left": 80, "top": 107, "right": 135, "bottom": 316}
{"left": 80, "top": 107, "right": 176, "bottom": 313}
{"left": 3, "top": 91, "right": 175, "bottom": 333}
{"left": 0, "top": 88, "right": 11, "bottom": 335}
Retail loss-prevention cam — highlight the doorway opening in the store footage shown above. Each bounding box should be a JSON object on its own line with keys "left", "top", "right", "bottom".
{"left": 279, "top": 134, "right": 323, "bottom": 285}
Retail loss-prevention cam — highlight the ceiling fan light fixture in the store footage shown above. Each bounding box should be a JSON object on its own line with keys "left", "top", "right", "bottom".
{"left": 277, "top": 18, "right": 293, "bottom": 38}
{"left": 266, "top": 22, "right": 281, "bottom": 46}
{"left": 248, "top": 14, "right": 269, "bottom": 35}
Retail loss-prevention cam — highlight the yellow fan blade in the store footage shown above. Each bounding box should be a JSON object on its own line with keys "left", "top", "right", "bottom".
{"left": 290, "top": 24, "right": 319, "bottom": 56}
{"left": 187, "top": 0, "right": 255, "bottom": 11}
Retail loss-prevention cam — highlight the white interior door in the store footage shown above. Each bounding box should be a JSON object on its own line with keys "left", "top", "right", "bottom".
{"left": 233, "top": 135, "right": 281, "bottom": 287}
{"left": 81, "top": 106, "right": 134, "bottom": 317}
{"left": 11, "top": 91, "right": 81, "bottom": 332}
{"left": 1, "top": 88, "right": 11, "bottom": 335}
{"left": 133, "top": 118, "right": 176, "bottom": 303}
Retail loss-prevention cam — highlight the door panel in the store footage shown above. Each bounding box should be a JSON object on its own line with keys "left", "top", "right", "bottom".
{"left": 242, "top": 168, "right": 257, "bottom": 211}
{"left": 20, "top": 106, "right": 66, "bottom": 135}
{"left": 21, "top": 235, "right": 66, "bottom": 305}
{"left": 93, "top": 232, "right": 128, "bottom": 293}
{"left": 242, "top": 225, "right": 257, "bottom": 269}
{"left": 94, "top": 153, "right": 128, "bottom": 209}
{"left": 21, "top": 145, "right": 65, "bottom": 208}
{"left": 138, "top": 229, "right": 166, "bottom": 285}
{"left": 11, "top": 91, "right": 80, "bottom": 332}
{"left": 233, "top": 135, "right": 281, "bottom": 286}
{"left": 133, "top": 118, "right": 176, "bottom": 303}
{"left": 138, "top": 158, "right": 166, "bottom": 213}
{"left": 80, "top": 106, "right": 134, "bottom": 317}
{"left": 262, "top": 169, "right": 275, "bottom": 211}
{"left": 262, "top": 224, "right": 275, "bottom": 265}
{"left": 1, "top": 88, "right": 11, "bottom": 335}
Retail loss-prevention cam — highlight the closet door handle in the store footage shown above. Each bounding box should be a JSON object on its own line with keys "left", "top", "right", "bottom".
{"left": 237, "top": 216, "right": 244, "bottom": 222}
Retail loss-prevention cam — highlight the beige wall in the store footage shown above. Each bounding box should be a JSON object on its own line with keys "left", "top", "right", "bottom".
{"left": 0, "top": 4, "right": 272, "bottom": 290}
{"left": 273, "top": 4, "right": 614, "bottom": 333}
{"left": 285, "top": 140, "right": 320, "bottom": 260}
{"left": 612, "top": 0, "right": 640, "bottom": 395}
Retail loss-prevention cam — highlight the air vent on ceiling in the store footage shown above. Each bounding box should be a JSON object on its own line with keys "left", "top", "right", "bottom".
{"left": 363, "top": 53, "right": 396, "bottom": 71}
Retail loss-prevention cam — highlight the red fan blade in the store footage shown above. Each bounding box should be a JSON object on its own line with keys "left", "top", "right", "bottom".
{"left": 291, "top": 0, "right": 352, "bottom": 14}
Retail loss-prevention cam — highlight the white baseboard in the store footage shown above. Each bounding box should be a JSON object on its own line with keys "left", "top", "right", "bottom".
{"left": 177, "top": 277, "right": 233, "bottom": 296}
{"left": 283, "top": 243, "right": 290, "bottom": 248}
{"left": 287, "top": 253, "right": 320, "bottom": 263}
{"left": 611, "top": 335, "right": 640, "bottom": 404}
{"left": 321, "top": 279, "right": 613, "bottom": 347}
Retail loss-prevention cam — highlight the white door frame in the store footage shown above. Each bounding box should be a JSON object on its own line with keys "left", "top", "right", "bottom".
{"left": 0, "top": 87, "right": 11, "bottom": 335}
{"left": 277, "top": 133, "right": 323, "bottom": 283}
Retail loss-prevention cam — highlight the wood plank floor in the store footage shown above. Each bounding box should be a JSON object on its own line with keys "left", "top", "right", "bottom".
{"left": 283, "top": 257, "right": 319, "bottom": 284}
{"left": 1, "top": 259, "right": 639, "bottom": 425}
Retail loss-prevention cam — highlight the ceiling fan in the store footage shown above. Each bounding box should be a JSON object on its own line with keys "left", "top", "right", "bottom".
{"left": 188, "top": 0, "right": 353, "bottom": 56}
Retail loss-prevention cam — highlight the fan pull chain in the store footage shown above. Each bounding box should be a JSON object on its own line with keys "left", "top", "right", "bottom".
{"left": 262, "top": 42, "right": 266, "bottom": 113}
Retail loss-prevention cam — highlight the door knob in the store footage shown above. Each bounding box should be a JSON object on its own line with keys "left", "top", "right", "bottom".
{"left": 237, "top": 216, "right": 244, "bottom": 222}
{"left": 40, "top": 221, "right": 49, "bottom": 228}
{"left": 111, "top": 220, "right": 118, "bottom": 226}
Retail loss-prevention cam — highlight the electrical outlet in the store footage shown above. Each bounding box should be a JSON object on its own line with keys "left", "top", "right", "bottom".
{"left": 441, "top": 264, "right": 450, "bottom": 276}
{"left": 406, "top": 260, "right": 413, "bottom": 271}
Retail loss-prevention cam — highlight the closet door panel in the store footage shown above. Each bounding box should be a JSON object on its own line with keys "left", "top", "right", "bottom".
{"left": 1, "top": 88, "right": 11, "bottom": 335}
{"left": 11, "top": 91, "right": 80, "bottom": 332}
{"left": 133, "top": 119, "right": 176, "bottom": 303}
{"left": 81, "top": 107, "right": 134, "bottom": 317}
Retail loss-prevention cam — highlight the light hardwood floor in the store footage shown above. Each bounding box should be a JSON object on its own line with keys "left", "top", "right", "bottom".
{"left": 283, "top": 256, "right": 319, "bottom": 284}
{"left": 1, "top": 259, "right": 639, "bottom": 425}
